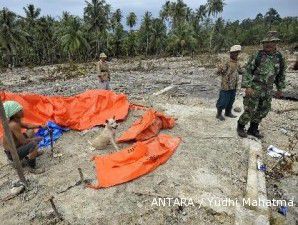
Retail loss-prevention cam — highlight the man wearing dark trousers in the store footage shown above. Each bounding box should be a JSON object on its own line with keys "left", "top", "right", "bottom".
{"left": 216, "top": 45, "right": 243, "bottom": 121}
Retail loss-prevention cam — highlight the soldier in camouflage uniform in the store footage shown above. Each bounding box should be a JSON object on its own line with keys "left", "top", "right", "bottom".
{"left": 237, "top": 31, "right": 286, "bottom": 138}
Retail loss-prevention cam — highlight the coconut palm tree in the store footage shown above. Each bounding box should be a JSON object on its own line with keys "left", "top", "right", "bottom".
{"left": 23, "top": 4, "right": 41, "bottom": 26}
{"left": 123, "top": 31, "right": 137, "bottom": 56}
{"left": 0, "top": 8, "right": 28, "bottom": 67}
{"left": 124, "top": 12, "right": 137, "bottom": 56}
{"left": 126, "top": 12, "right": 137, "bottom": 31}
{"left": 84, "top": 0, "right": 110, "bottom": 57}
{"left": 84, "top": 0, "right": 110, "bottom": 32}
{"left": 110, "top": 24, "right": 125, "bottom": 56}
{"left": 160, "top": 0, "right": 188, "bottom": 29}
{"left": 60, "top": 16, "right": 89, "bottom": 60}
{"left": 160, "top": 1, "right": 171, "bottom": 22}
{"left": 111, "top": 9, "right": 122, "bottom": 31}
{"left": 167, "top": 22, "right": 196, "bottom": 56}
{"left": 150, "top": 18, "right": 167, "bottom": 55}
{"left": 197, "top": 5, "right": 207, "bottom": 22}
{"left": 212, "top": 17, "right": 232, "bottom": 52}
{"left": 206, "top": 0, "right": 225, "bottom": 51}
{"left": 264, "top": 8, "right": 281, "bottom": 28}
{"left": 37, "top": 16, "right": 57, "bottom": 64}
{"left": 22, "top": 4, "right": 42, "bottom": 64}
{"left": 139, "top": 11, "right": 153, "bottom": 56}
{"left": 172, "top": 0, "right": 188, "bottom": 28}
{"left": 61, "top": 11, "right": 71, "bottom": 24}
{"left": 190, "top": 5, "right": 207, "bottom": 33}
{"left": 206, "top": 0, "right": 225, "bottom": 17}
{"left": 112, "top": 9, "right": 122, "bottom": 24}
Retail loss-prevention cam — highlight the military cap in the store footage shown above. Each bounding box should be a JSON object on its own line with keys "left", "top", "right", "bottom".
{"left": 261, "top": 31, "right": 281, "bottom": 43}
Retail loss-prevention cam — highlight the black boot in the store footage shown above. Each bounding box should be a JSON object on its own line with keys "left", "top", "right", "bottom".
{"left": 237, "top": 122, "right": 247, "bottom": 138}
{"left": 216, "top": 108, "right": 225, "bottom": 121}
{"left": 247, "top": 122, "right": 264, "bottom": 139}
{"left": 225, "top": 108, "right": 237, "bottom": 118}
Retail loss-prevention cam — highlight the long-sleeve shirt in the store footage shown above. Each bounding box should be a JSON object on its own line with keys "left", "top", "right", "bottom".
{"left": 97, "top": 60, "right": 110, "bottom": 81}
{"left": 242, "top": 50, "right": 286, "bottom": 93}
{"left": 217, "top": 59, "right": 243, "bottom": 90}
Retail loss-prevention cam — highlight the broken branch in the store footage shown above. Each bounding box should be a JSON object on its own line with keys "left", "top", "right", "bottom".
{"left": 48, "top": 196, "right": 63, "bottom": 221}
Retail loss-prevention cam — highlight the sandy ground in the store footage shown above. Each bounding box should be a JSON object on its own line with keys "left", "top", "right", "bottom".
{"left": 0, "top": 55, "right": 297, "bottom": 224}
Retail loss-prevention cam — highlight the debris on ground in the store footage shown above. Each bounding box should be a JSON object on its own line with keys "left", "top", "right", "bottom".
{"left": 0, "top": 56, "right": 297, "bottom": 224}
{"left": 267, "top": 145, "right": 291, "bottom": 158}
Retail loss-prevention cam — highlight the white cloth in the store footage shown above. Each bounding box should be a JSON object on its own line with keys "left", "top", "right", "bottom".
{"left": 267, "top": 145, "right": 291, "bottom": 158}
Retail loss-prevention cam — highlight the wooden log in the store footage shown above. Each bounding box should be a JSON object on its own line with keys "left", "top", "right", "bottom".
{"left": 0, "top": 99, "right": 27, "bottom": 185}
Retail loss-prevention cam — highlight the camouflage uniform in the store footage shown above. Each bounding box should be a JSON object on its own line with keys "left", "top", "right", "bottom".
{"left": 238, "top": 50, "right": 286, "bottom": 125}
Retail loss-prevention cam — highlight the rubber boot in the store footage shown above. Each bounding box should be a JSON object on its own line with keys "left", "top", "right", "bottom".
{"left": 247, "top": 122, "right": 264, "bottom": 139}
{"left": 216, "top": 108, "right": 225, "bottom": 121}
{"left": 225, "top": 108, "right": 237, "bottom": 118}
{"left": 237, "top": 122, "right": 247, "bottom": 138}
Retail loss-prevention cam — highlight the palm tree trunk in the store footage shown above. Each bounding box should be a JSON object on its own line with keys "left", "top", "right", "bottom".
{"left": 96, "top": 40, "right": 99, "bottom": 58}
{"left": 209, "top": 25, "right": 215, "bottom": 52}
{"left": 106, "top": 38, "right": 109, "bottom": 54}
{"left": 8, "top": 44, "right": 15, "bottom": 67}
{"left": 146, "top": 35, "right": 149, "bottom": 56}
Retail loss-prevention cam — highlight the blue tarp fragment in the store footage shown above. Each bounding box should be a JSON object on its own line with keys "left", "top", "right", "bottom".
{"left": 36, "top": 121, "right": 69, "bottom": 148}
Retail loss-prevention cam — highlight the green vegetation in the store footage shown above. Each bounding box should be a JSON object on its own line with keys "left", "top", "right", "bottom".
{"left": 0, "top": 0, "right": 297, "bottom": 67}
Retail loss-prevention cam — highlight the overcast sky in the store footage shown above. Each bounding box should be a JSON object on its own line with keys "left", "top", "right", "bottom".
{"left": 1, "top": 0, "right": 297, "bottom": 22}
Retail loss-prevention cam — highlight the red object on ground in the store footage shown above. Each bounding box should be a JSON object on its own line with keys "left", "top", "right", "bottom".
{"left": 0, "top": 90, "right": 129, "bottom": 137}
{"left": 88, "top": 134, "right": 181, "bottom": 188}
{"left": 117, "top": 109, "right": 175, "bottom": 142}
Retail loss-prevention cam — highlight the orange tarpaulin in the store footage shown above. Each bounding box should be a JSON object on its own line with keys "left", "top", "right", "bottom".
{"left": 117, "top": 109, "right": 175, "bottom": 142}
{"left": 88, "top": 134, "right": 181, "bottom": 188}
{"left": 0, "top": 90, "right": 180, "bottom": 188}
{"left": 0, "top": 90, "right": 129, "bottom": 137}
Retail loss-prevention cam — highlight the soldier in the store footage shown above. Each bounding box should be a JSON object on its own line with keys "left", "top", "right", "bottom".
{"left": 237, "top": 31, "right": 286, "bottom": 138}
{"left": 216, "top": 45, "right": 243, "bottom": 121}
{"left": 97, "top": 53, "right": 110, "bottom": 90}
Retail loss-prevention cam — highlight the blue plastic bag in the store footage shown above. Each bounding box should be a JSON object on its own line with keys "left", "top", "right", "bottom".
{"left": 278, "top": 206, "right": 288, "bottom": 216}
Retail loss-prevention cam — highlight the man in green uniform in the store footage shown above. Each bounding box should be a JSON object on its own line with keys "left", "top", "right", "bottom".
{"left": 237, "top": 31, "right": 286, "bottom": 138}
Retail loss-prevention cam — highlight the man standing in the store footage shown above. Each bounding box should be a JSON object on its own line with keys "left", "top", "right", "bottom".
{"left": 237, "top": 31, "right": 286, "bottom": 138}
{"left": 216, "top": 45, "right": 243, "bottom": 121}
{"left": 97, "top": 53, "right": 111, "bottom": 90}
